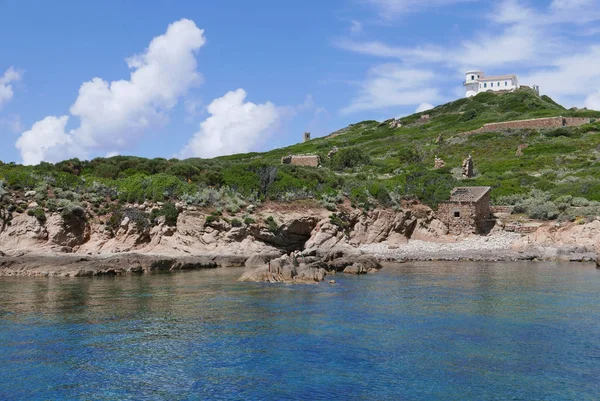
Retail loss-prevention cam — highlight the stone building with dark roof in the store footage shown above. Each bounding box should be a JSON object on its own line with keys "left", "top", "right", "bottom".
{"left": 437, "top": 187, "right": 491, "bottom": 235}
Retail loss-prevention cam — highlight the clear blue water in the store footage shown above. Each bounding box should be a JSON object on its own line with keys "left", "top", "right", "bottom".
{"left": 1, "top": 262, "right": 599, "bottom": 400}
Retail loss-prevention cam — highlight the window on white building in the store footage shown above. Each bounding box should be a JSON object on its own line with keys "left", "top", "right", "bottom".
{"left": 471, "top": 75, "right": 475, "bottom": 80}
{"left": 484, "top": 83, "right": 487, "bottom": 88}
{"left": 505, "top": 81, "right": 508, "bottom": 86}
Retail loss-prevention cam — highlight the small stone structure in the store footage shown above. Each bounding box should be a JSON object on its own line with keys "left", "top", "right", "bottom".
{"left": 327, "top": 146, "right": 338, "bottom": 159}
{"left": 303, "top": 132, "right": 311, "bottom": 142}
{"left": 434, "top": 155, "right": 446, "bottom": 169}
{"left": 462, "top": 154, "right": 474, "bottom": 178}
{"left": 438, "top": 186, "right": 492, "bottom": 235}
{"left": 281, "top": 154, "right": 321, "bottom": 167}
{"left": 465, "top": 116, "right": 591, "bottom": 135}
{"left": 389, "top": 119, "right": 402, "bottom": 129}
{"left": 515, "top": 143, "right": 528, "bottom": 156}
{"left": 420, "top": 114, "right": 430, "bottom": 121}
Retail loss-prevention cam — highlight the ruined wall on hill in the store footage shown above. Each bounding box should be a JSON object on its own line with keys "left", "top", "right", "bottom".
{"left": 281, "top": 155, "right": 321, "bottom": 167}
{"left": 466, "top": 116, "right": 591, "bottom": 135}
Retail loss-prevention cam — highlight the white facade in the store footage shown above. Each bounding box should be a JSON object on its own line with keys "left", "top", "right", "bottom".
{"left": 464, "top": 70, "right": 519, "bottom": 97}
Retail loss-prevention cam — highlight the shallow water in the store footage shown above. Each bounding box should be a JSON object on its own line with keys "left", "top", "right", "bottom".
{"left": 1, "top": 262, "right": 599, "bottom": 400}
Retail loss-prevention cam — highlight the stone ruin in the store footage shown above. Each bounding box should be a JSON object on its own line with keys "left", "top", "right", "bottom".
{"left": 462, "top": 154, "right": 474, "bottom": 178}
{"left": 389, "top": 119, "right": 402, "bottom": 129}
{"left": 281, "top": 154, "right": 321, "bottom": 167}
{"left": 303, "top": 132, "right": 311, "bottom": 142}
{"left": 420, "top": 114, "right": 430, "bottom": 121}
{"left": 434, "top": 155, "right": 446, "bottom": 169}
{"left": 515, "top": 143, "right": 529, "bottom": 156}
{"left": 327, "top": 146, "right": 339, "bottom": 159}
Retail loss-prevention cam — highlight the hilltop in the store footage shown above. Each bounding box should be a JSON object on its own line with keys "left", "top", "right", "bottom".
{"left": 2, "top": 88, "right": 600, "bottom": 222}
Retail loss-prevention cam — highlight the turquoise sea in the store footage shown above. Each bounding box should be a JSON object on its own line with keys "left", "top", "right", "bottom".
{"left": 1, "top": 262, "right": 599, "bottom": 400}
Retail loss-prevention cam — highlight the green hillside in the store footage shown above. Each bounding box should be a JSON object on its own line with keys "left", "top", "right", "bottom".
{"left": 2, "top": 88, "right": 600, "bottom": 225}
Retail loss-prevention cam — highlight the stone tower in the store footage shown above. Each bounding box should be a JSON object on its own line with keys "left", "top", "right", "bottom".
{"left": 462, "top": 154, "right": 474, "bottom": 178}
{"left": 303, "top": 132, "right": 311, "bottom": 142}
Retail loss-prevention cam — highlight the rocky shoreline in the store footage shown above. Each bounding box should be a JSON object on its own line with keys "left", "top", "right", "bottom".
{"left": 1, "top": 202, "right": 599, "bottom": 279}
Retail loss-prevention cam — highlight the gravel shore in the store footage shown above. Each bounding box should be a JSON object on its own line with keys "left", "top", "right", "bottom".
{"left": 359, "top": 232, "right": 543, "bottom": 261}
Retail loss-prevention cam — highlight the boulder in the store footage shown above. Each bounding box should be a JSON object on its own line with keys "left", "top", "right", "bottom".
{"left": 326, "top": 254, "right": 381, "bottom": 273}
{"left": 239, "top": 255, "right": 327, "bottom": 283}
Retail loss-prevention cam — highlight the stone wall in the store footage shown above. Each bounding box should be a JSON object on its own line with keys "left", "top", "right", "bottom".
{"left": 281, "top": 155, "right": 321, "bottom": 167}
{"left": 438, "top": 202, "right": 477, "bottom": 235}
{"left": 466, "top": 116, "right": 591, "bottom": 135}
{"left": 437, "top": 193, "right": 490, "bottom": 235}
{"left": 490, "top": 205, "right": 514, "bottom": 214}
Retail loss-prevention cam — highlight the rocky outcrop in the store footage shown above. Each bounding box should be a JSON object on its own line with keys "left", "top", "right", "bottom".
{"left": 512, "top": 220, "right": 600, "bottom": 260}
{"left": 239, "top": 254, "right": 327, "bottom": 283}
{"left": 304, "top": 207, "right": 447, "bottom": 259}
{"left": 0, "top": 253, "right": 247, "bottom": 277}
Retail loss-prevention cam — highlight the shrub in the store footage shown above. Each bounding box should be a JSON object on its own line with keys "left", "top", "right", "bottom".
{"left": 61, "top": 204, "right": 86, "bottom": 225}
{"left": 33, "top": 208, "right": 47, "bottom": 223}
{"left": 205, "top": 214, "right": 220, "bottom": 224}
{"left": 265, "top": 216, "right": 279, "bottom": 232}
{"left": 243, "top": 217, "right": 255, "bottom": 225}
{"left": 331, "top": 148, "right": 371, "bottom": 171}
{"left": 231, "top": 218, "right": 242, "bottom": 227}
{"left": 149, "top": 202, "right": 179, "bottom": 226}
{"left": 545, "top": 128, "right": 571, "bottom": 138}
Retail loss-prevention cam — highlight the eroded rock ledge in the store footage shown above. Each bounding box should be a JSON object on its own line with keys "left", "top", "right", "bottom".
{"left": 239, "top": 254, "right": 382, "bottom": 284}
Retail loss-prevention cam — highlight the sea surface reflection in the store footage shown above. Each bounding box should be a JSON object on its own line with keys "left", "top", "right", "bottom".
{"left": 1, "top": 262, "right": 599, "bottom": 400}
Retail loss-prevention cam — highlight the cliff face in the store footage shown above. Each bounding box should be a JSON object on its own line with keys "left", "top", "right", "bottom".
{"left": 0, "top": 203, "right": 448, "bottom": 258}
{"left": 2, "top": 201, "right": 599, "bottom": 274}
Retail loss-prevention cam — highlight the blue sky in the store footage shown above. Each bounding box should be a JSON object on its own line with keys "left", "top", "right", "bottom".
{"left": 1, "top": 0, "right": 600, "bottom": 164}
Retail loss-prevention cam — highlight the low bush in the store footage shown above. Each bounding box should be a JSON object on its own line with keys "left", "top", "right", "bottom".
{"left": 265, "top": 216, "right": 279, "bottom": 232}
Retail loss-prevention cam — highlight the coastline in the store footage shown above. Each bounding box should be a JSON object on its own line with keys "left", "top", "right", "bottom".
{"left": 2, "top": 204, "right": 600, "bottom": 277}
{"left": 1, "top": 236, "right": 596, "bottom": 278}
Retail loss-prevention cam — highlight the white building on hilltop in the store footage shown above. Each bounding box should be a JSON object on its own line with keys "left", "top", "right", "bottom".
{"left": 463, "top": 70, "right": 519, "bottom": 97}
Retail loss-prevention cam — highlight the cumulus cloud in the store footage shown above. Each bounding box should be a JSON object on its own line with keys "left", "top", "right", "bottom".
{"left": 416, "top": 103, "right": 434, "bottom": 112}
{"left": 16, "top": 19, "right": 206, "bottom": 165}
{"left": 341, "top": 64, "right": 441, "bottom": 114}
{"left": 0, "top": 67, "right": 21, "bottom": 109}
{"left": 179, "top": 89, "right": 280, "bottom": 159}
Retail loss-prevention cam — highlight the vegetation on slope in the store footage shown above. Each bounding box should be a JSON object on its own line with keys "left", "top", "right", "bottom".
{"left": 2, "top": 88, "right": 600, "bottom": 227}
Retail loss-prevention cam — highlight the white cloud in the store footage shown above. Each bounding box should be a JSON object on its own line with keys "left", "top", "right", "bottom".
{"left": 179, "top": 89, "right": 280, "bottom": 159}
{"left": 416, "top": 102, "right": 434, "bottom": 112}
{"left": 334, "top": 39, "right": 445, "bottom": 63}
{"left": 521, "top": 46, "right": 600, "bottom": 103}
{"left": 338, "top": 0, "right": 600, "bottom": 110}
{"left": 0, "top": 67, "right": 21, "bottom": 109}
{"left": 16, "top": 19, "right": 206, "bottom": 165}
{"left": 16, "top": 116, "right": 74, "bottom": 166}
{"left": 341, "top": 64, "right": 441, "bottom": 114}
{"left": 366, "top": 0, "right": 476, "bottom": 18}
{"left": 585, "top": 92, "right": 600, "bottom": 110}
{"left": 350, "top": 20, "right": 363, "bottom": 34}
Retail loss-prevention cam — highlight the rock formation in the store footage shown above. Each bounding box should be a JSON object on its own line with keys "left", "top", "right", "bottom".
{"left": 515, "top": 143, "right": 528, "bottom": 156}
{"left": 327, "top": 146, "right": 339, "bottom": 159}
{"left": 434, "top": 155, "right": 446, "bottom": 169}
{"left": 462, "top": 154, "right": 474, "bottom": 178}
{"left": 389, "top": 119, "right": 402, "bottom": 129}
